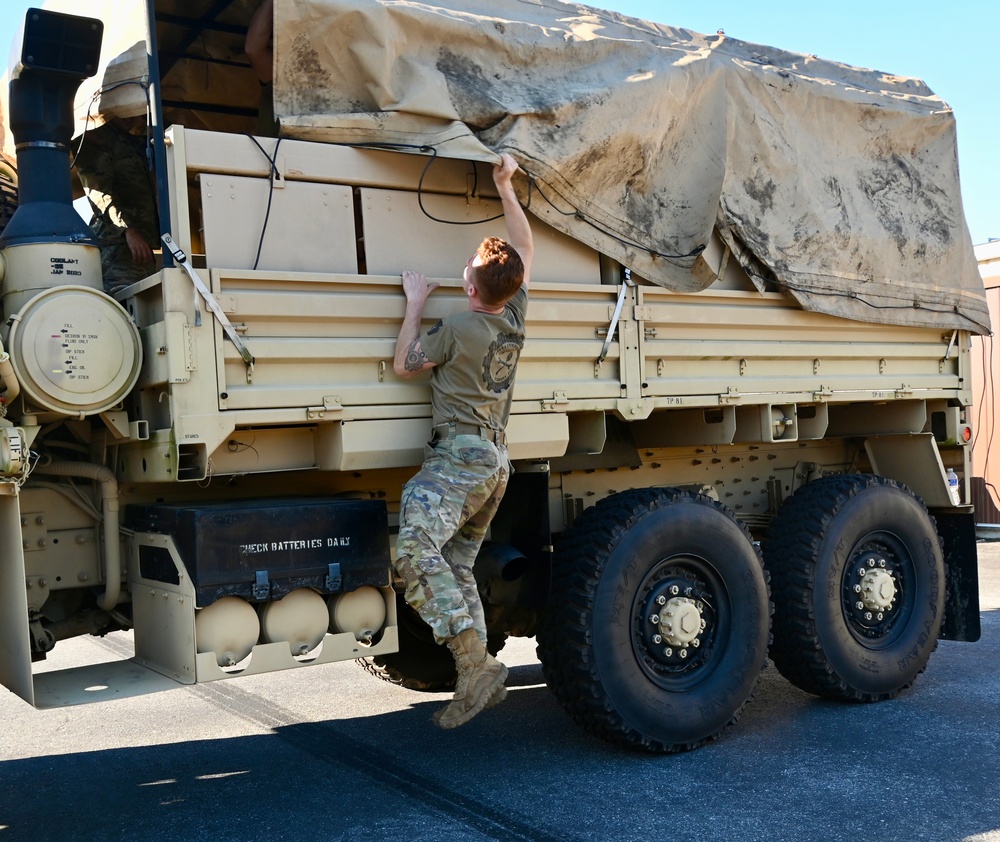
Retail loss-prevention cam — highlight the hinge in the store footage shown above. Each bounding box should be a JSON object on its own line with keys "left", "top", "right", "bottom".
{"left": 895, "top": 384, "right": 913, "bottom": 398}
{"left": 813, "top": 385, "right": 833, "bottom": 401}
{"left": 719, "top": 387, "right": 741, "bottom": 404}
{"left": 307, "top": 396, "right": 343, "bottom": 419}
{"left": 541, "top": 391, "right": 569, "bottom": 412}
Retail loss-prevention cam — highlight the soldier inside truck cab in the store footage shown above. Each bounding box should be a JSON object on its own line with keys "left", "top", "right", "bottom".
{"left": 73, "top": 42, "right": 159, "bottom": 294}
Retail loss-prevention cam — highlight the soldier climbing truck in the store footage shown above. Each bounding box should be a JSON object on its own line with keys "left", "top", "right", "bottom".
{"left": 0, "top": 0, "right": 987, "bottom": 752}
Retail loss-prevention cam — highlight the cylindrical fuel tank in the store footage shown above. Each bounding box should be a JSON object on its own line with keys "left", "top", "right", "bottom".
{"left": 259, "top": 588, "right": 329, "bottom": 655}
{"left": 328, "top": 586, "right": 387, "bottom": 642}
{"left": 195, "top": 596, "right": 260, "bottom": 667}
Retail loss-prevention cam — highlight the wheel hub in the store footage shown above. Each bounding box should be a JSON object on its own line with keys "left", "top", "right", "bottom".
{"left": 861, "top": 568, "right": 896, "bottom": 611}
{"left": 658, "top": 597, "right": 703, "bottom": 647}
{"left": 635, "top": 565, "right": 715, "bottom": 677}
{"left": 843, "top": 549, "right": 905, "bottom": 637}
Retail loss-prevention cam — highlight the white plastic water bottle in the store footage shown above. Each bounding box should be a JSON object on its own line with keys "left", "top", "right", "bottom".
{"left": 947, "top": 468, "right": 960, "bottom": 506}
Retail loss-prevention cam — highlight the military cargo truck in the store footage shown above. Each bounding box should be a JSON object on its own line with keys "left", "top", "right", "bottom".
{"left": 0, "top": 0, "right": 986, "bottom": 752}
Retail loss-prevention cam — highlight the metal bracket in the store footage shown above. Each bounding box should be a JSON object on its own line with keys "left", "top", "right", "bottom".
{"left": 252, "top": 570, "right": 271, "bottom": 600}
{"left": 940, "top": 330, "right": 958, "bottom": 372}
{"left": 719, "top": 387, "right": 742, "bottom": 404}
{"left": 716, "top": 243, "right": 731, "bottom": 283}
{"left": 596, "top": 269, "right": 635, "bottom": 375}
{"left": 813, "top": 385, "right": 833, "bottom": 401}
{"left": 895, "top": 384, "right": 913, "bottom": 399}
{"left": 325, "top": 563, "right": 342, "bottom": 593}
{"left": 161, "top": 234, "right": 256, "bottom": 384}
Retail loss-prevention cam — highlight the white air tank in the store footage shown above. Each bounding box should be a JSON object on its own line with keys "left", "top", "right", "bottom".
{"left": 195, "top": 596, "right": 260, "bottom": 667}
{"left": 259, "top": 588, "right": 329, "bottom": 655}
{"left": 328, "top": 586, "right": 387, "bottom": 641}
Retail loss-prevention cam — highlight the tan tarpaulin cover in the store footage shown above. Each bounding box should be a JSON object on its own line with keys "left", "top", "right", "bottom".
{"left": 272, "top": 0, "right": 986, "bottom": 332}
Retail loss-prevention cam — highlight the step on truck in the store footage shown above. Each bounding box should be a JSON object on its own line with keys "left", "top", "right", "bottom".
{"left": 0, "top": 0, "right": 986, "bottom": 752}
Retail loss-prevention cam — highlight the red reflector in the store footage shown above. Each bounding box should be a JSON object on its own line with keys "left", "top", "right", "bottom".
{"left": 963, "top": 427, "right": 973, "bottom": 442}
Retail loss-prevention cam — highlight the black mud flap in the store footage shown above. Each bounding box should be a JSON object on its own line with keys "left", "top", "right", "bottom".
{"left": 935, "top": 510, "right": 981, "bottom": 642}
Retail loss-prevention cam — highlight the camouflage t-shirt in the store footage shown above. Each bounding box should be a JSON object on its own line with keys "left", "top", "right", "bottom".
{"left": 419, "top": 286, "right": 527, "bottom": 433}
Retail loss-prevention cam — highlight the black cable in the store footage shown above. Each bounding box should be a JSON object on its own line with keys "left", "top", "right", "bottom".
{"left": 415, "top": 146, "right": 505, "bottom": 225}
{"left": 777, "top": 279, "right": 991, "bottom": 328}
{"left": 245, "top": 134, "right": 283, "bottom": 270}
{"left": 982, "top": 332, "right": 996, "bottom": 487}
{"left": 974, "top": 333, "right": 989, "bottom": 450}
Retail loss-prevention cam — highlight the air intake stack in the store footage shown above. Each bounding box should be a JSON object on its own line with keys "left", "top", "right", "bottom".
{"left": 1, "top": 8, "right": 105, "bottom": 316}
{"left": 0, "top": 9, "right": 142, "bottom": 421}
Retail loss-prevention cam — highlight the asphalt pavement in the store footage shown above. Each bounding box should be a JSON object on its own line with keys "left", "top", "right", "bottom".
{"left": 3, "top": 544, "right": 1000, "bottom": 841}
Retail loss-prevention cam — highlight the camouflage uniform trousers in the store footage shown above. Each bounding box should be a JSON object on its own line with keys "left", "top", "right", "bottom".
{"left": 394, "top": 434, "right": 510, "bottom": 646}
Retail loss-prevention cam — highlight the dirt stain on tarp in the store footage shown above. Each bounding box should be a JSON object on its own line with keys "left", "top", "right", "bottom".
{"left": 285, "top": 34, "right": 336, "bottom": 114}
{"left": 436, "top": 48, "right": 507, "bottom": 130}
{"left": 743, "top": 174, "right": 776, "bottom": 213}
{"left": 858, "top": 153, "right": 953, "bottom": 257}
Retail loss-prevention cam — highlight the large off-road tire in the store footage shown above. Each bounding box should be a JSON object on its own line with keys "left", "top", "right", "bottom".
{"left": 762, "top": 474, "right": 944, "bottom": 701}
{"left": 365, "top": 593, "right": 506, "bottom": 691}
{"left": 536, "top": 488, "right": 771, "bottom": 753}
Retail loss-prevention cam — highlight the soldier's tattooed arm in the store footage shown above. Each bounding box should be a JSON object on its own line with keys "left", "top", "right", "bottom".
{"left": 393, "top": 270, "right": 439, "bottom": 378}
{"left": 404, "top": 339, "right": 432, "bottom": 372}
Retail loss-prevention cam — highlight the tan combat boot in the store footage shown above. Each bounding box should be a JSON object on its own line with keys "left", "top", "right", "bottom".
{"left": 433, "top": 628, "right": 508, "bottom": 729}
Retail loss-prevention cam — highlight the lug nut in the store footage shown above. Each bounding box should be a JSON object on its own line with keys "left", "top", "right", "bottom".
{"left": 664, "top": 648, "right": 673, "bottom": 658}
{"left": 652, "top": 634, "right": 662, "bottom": 645}
{"left": 879, "top": 558, "right": 886, "bottom": 567}
{"left": 656, "top": 595, "right": 666, "bottom": 606}
{"left": 864, "top": 612, "right": 873, "bottom": 620}
{"left": 679, "top": 649, "right": 688, "bottom": 659}
{"left": 692, "top": 638, "right": 701, "bottom": 648}
{"left": 669, "top": 585, "right": 680, "bottom": 596}
{"left": 856, "top": 601, "right": 865, "bottom": 610}
{"left": 650, "top": 614, "right": 660, "bottom": 625}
